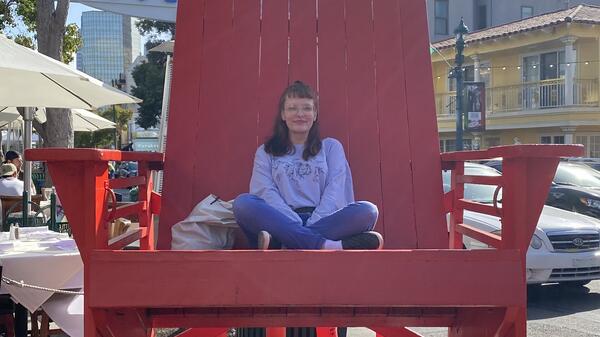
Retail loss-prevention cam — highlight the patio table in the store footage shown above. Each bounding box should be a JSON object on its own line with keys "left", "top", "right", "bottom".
{"left": 0, "top": 227, "right": 83, "bottom": 337}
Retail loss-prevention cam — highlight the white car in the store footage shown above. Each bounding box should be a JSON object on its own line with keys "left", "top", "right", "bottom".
{"left": 443, "top": 163, "right": 600, "bottom": 286}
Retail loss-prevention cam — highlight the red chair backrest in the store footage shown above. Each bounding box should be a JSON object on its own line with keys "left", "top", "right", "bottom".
{"left": 158, "top": 0, "right": 447, "bottom": 250}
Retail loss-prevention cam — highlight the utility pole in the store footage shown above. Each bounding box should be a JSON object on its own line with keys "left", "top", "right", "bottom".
{"left": 451, "top": 18, "right": 469, "bottom": 151}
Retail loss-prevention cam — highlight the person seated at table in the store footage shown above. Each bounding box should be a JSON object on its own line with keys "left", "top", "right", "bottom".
{"left": 4, "top": 151, "right": 22, "bottom": 173}
{"left": 0, "top": 163, "right": 25, "bottom": 197}
{"left": 3, "top": 150, "right": 37, "bottom": 195}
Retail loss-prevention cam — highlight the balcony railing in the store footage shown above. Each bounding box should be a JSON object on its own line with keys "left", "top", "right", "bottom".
{"left": 435, "top": 78, "right": 599, "bottom": 116}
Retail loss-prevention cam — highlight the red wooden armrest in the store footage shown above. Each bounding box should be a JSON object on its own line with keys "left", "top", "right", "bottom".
{"left": 442, "top": 144, "right": 584, "bottom": 252}
{"left": 25, "top": 148, "right": 164, "bottom": 165}
{"left": 440, "top": 144, "right": 584, "bottom": 163}
{"left": 24, "top": 148, "right": 164, "bottom": 258}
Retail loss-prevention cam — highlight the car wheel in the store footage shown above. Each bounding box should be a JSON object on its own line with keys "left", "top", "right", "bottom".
{"left": 559, "top": 280, "right": 591, "bottom": 288}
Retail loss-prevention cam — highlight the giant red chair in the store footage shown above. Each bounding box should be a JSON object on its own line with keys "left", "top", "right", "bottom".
{"left": 26, "top": 1, "right": 582, "bottom": 337}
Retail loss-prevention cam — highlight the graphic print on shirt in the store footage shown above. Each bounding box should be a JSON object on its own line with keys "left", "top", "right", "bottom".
{"left": 272, "top": 156, "right": 327, "bottom": 189}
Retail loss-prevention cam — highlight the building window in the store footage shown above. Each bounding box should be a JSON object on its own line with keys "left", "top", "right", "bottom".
{"left": 576, "top": 135, "right": 600, "bottom": 158}
{"left": 440, "top": 138, "right": 473, "bottom": 152}
{"left": 434, "top": 0, "right": 449, "bottom": 35}
{"left": 475, "top": 4, "right": 487, "bottom": 30}
{"left": 540, "top": 135, "right": 565, "bottom": 144}
{"left": 440, "top": 139, "right": 455, "bottom": 152}
{"left": 521, "top": 6, "right": 533, "bottom": 19}
{"left": 484, "top": 137, "right": 501, "bottom": 148}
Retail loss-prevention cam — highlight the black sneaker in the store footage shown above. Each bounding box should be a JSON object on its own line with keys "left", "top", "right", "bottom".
{"left": 341, "top": 231, "right": 384, "bottom": 250}
{"left": 257, "top": 230, "right": 271, "bottom": 250}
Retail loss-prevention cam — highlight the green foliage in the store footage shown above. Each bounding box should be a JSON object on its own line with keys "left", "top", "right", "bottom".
{"left": 74, "top": 129, "right": 114, "bottom": 148}
{"left": 74, "top": 107, "right": 133, "bottom": 149}
{"left": 131, "top": 40, "right": 167, "bottom": 129}
{"left": 103, "top": 105, "right": 133, "bottom": 133}
{"left": 0, "top": 0, "right": 17, "bottom": 31}
{"left": 15, "top": 0, "right": 35, "bottom": 30}
{"left": 0, "top": 0, "right": 82, "bottom": 63}
{"left": 136, "top": 19, "right": 175, "bottom": 39}
{"left": 62, "top": 23, "right": 82, "bottom": 63}
{"left": 13, "top": 34, "right": 33, "bottom": 48}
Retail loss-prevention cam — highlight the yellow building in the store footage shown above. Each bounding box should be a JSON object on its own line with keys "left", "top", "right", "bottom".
{"left": 431, "top": 5, "right": 600, "bottom": 157}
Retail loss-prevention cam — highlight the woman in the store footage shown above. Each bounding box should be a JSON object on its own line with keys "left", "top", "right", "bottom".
{"left": 233, "top": 81, "right": 383, "bottom": 250}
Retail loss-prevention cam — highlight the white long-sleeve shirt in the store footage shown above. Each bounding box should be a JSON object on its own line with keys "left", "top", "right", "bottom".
{"left": 249, "top": 137, "right": 355, "bottom": 225}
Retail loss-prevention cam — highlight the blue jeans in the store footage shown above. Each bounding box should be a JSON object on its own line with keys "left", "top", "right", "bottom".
{"left": 233, "top": 193, "right": 378, "bottom": 249}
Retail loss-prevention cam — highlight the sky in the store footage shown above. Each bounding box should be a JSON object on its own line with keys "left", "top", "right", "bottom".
{"left": 67, "top": 3, "right": 97, "bottom": 27}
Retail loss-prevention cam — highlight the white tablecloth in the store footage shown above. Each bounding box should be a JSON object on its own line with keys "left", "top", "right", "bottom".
{"left": 0, "top": 227, "right": 83, "bottom": 337}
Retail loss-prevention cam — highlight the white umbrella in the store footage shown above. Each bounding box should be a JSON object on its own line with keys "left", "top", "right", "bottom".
{"left": 0, "top": 33, "right": 140, "bottom": 208}
{"left": 0, "top": 107, "right": 116, "bottom": 132}
{"left": 37, "top": 108, "right": 116, "bottom": 132}
{"left": 0, "top": 107, "right": 21, "bottom": 126}
{"left": 0, "top": 34, "right": 140, "bottom": 109}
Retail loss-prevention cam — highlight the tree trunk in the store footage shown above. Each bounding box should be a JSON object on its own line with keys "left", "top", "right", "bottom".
{"left": 45, "top": 108, "right": 74, "bottom": 148}
{"left": 36, "top": 0, "right": 73, "bottom": 148}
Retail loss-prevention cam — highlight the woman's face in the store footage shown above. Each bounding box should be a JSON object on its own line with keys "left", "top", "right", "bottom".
{"left": 9, "top": 157, "right": 22, "bottom": 171}
{"left": 281, "top": 97, "right": 316, "bottom": 138}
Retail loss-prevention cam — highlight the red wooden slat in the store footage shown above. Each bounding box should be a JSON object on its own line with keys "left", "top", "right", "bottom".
{"left": 149, "top": 309, "right": 456, "bottom": 328}
{"left": 26, "top": 149, "right": 163, "bottom": 163}
{"left": 88, "top": 250, "right": 524, "bottom": 308}
{"left": 289, "top": 0, "right": 317, "bottom": 87}
{"left": 398, "top": 0, "right": 447, "bottom": 248}
{"left": 191, "top": 0, "right": 236, "bottom": 205}
{"left": 317, "top": 0, "right": 349, "bottom": 144}
{"left": 457, "top": 199, "right": 502, "bottom": 217}
{"left": 372, "top": 0, "right": 416, "bottom": 248}
{"left": 150, "top": 192, "right": 161, "bottom": 215}
{"left": 455, "top": 223, "right": 501, "bottom": 249}
{"left": 108, "top": 176, "right": 146, "bottom": 189}
{"left": 257, "top": 0, "right": 289, "bottom": 142}
{"left": 158, "top": 0, "right": 207, "bottom": 249}
{"left": 457, "top": 175, "right": 503, "bottom": 186}
{"left": 102, "top": 309, "right": 149, "bottom": 337}
{"left": 137, "top": 161, "right": 154, "bottom": 250}
{"left": 107, "top": 228, "right": 147, "bottom": 250}
{"left": 344, "top": 0, "right": 383, "bottom": 228}
{"left": 449, "top": 164, "right": 464, "bottom": 249}
{"left": 222, "top": 0, "right": 261, "bottom": 198}
{"left": 108, "top": 202, "right": 145, "bottom": 221}
{"left": 443, "top": 191, "right": 454, "bottom": 213}
{"left": 440, "top": 144, "right": 583, "bottom": 162}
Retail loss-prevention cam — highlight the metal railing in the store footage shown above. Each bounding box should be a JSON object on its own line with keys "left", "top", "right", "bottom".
{"left": 435, "top": 78, "right": 599, "bottom": 116}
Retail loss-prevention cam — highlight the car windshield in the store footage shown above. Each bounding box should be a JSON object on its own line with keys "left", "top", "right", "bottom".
{"left": 442, "top": 164, "right": 502, "bottom": 204}
{"left": 554, "top": 163, "right": 600, "bottom": 188}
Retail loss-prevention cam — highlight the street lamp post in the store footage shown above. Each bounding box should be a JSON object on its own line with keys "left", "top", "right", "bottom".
{"left": 451, "top": 18, "right": 469, "bottom": 151}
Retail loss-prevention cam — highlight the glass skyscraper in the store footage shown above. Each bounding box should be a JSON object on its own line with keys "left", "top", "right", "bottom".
{"left": 77, "top": 11, "right": 142, "bottom": 88}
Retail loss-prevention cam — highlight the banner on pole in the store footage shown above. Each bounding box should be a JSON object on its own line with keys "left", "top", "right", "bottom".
{"left": 463, "top": 82, "right": 486, "bottom": 132}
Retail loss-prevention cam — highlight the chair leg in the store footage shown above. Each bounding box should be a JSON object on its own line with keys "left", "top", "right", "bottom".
{"left": 40, "top": 312, "right": 50, "bottom": 337}
{"left": 14, "top": 305, "right": 28, "bottom": 337}
{"left": 30, "top": 310, "right": 41, "bottom": 337}
{"left": 1, "top": 313, "right": 15, "bottom": 337}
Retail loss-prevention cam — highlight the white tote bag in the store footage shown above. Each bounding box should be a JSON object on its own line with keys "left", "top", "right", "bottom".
{"left": 171, "top": 194, "right": 238, "bottom": 250}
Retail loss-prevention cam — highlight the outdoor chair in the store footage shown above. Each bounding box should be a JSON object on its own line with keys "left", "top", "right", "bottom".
{"left": 1, "top": 195, "right": 45, "bottom": 231}
{"left": 26, "top": 1, "right": 582, "bottom": 337}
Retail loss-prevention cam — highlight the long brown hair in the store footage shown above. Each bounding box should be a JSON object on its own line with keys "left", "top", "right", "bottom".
{"left": 264, "top": 81, "right": 322, "bottom": 160}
